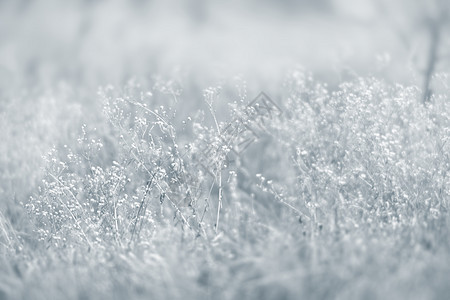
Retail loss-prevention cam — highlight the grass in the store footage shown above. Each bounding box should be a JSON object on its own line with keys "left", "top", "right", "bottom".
{"left": 0, "top": 70, "right": 449, "bottom": 299}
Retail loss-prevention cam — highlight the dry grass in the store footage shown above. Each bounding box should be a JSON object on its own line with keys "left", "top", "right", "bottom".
{"left": 0, "top": 71, "right": 449, "bottom": 299}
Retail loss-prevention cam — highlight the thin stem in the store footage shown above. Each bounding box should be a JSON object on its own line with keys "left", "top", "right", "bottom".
{"left": 215, "top": 170, "right": 223, "bottom": 233}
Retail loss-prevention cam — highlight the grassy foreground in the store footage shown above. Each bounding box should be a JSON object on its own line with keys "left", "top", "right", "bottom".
{"left": 1, "top": 72, "right": 449, "bottom": 299}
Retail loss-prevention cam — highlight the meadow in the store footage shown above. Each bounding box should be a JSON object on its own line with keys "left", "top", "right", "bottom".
{"left": 1, "top": 1, "right": 449, "bottom": 299}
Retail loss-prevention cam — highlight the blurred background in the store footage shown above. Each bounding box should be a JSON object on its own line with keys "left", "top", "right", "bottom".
{"left": 1, "top": 0, "right": 449, "bottom": 93}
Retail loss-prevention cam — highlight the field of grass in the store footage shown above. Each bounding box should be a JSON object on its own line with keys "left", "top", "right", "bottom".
{"left": 1, "top": 1, "right": 450, "bottom": 299}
